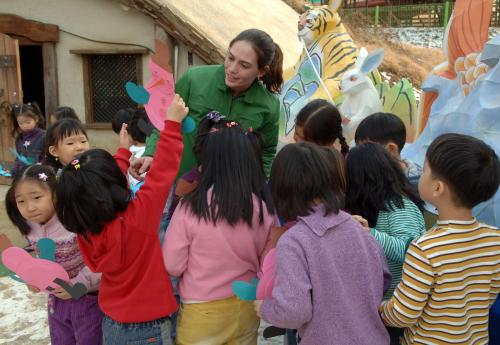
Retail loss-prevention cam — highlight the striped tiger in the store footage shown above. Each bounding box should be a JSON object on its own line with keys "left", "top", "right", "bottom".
{"left": 287, "top": 2, "right": 358, "bottom": 94}
{"left": 281, "top": 0, "right": 361, "bottom": 134}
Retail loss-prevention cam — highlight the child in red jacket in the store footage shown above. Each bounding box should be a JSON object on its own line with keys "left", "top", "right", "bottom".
{"left": 54, "top": 95, "right": 188, "bottom": 344}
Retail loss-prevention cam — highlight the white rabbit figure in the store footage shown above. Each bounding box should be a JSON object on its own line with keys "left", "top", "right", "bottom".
{"left": 339, "top": 47, "right": 384, "bottom": 144}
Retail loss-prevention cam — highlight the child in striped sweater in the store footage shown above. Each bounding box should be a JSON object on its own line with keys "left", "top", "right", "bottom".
{"left": 346, "top": 142, "right": 426, "bottom": 344}
{"left": 346, "top": 142, "right": 426, "bottom": 299}
{"left": 380, "top": 133, "right": 500, "bottom": 344}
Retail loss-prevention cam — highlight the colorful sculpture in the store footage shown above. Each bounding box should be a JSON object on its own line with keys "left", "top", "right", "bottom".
{"left": 279, "top": 0, "right": 418, "bottom": 144}
{"left": 404, "top": 0, "right": 499, "bottom": 226}
{"left": 280, "top": 0, "right": 361, "bottom": 137}
{"left": 339, "top": 47, "right": 384, "bottom": 143}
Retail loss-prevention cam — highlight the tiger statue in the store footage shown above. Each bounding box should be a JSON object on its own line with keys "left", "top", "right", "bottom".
{"left": 280, "top": 0, "right": 361, "bottom": 135}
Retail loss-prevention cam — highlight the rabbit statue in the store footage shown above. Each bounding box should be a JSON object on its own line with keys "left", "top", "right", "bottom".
{"left": 339, "top": 48, "right": 384, "bottom": 144}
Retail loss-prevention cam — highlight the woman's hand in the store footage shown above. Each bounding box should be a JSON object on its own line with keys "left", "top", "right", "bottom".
{"left": 119, "top": 123, "right": 132, "bottom": 149}
{"left": 26, "top": 284, "right": 40, "bottom": 293}
{"left": 129, "top": 156, "right": 153, "bottom": 180}
{"left": 351, "top": 215, "right": 370, "bottom": 231}
{"left": 52, "top": 287, "right": 72, "bottom": 300}
{"left": 167, "top": 94, "right": 189, "bottom": 123}
{"left": 253, "top": 300, "right": 263, "bottom": 317}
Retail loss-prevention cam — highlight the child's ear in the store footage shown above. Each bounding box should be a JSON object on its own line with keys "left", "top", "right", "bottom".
{"left": 385, "top": 142, "right": 400, "bottom": 157}
{"left": 48, "top": 145, "right": 59, "bottom": 159}
{"left": 433, "top": 179, "right": 446, "bottom": 198}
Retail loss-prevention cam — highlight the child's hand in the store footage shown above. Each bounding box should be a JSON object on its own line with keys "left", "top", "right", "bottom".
{"left": 52, "top": 287, "right": 72, "bottom": 300}
{"left": 166, "top": 94, "right": 189, "bottom": 123}
{"left": 26, "top": 284, "right": 40, "bottom": 293}
{"left": 253, "top": 300, "right": 263, "bottom": 317}
{"left": 129, "top": 156, "right": 153, "bottom": 179}
{"left": 119, "top": 123, "right": 132, "bottom": 149}
{"left": 352, "top": 215, "right": 370, "bottom": 231}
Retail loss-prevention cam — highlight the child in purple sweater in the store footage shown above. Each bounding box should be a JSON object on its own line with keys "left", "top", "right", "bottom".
{"left": 255, "top": 142, "right": 391, "bottom": 345}
{"left": 6, "top": 164, "right": 103, "bottom": 344}
{"left": 10, "top": 103, "right": 46, "bottom": 177}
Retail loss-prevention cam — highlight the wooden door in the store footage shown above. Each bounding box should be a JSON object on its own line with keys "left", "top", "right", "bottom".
{"left": 0, "top": 33, "right": 22, "bottom": 166}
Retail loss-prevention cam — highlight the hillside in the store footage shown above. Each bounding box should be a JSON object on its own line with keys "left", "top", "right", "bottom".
{"left": 282, "top": 1, "right": 446, "bottom": 88}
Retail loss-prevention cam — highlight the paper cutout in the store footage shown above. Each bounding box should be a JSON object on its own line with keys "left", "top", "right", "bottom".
{"left": 52, "top": 278, "right": 88, "bottom": 300}
{"left": 125, "top": 82, "right": 150, "bottom": 104}
{"left": 2, "top": 246, "right": 69, "bottom": 293}
{"left": 144, "top": 59, "right": 175, "bottom": 131}
{"left": 182, "top": 116, "right": 196, "bottom": 134}
{"left": 233, "top": 249, "right": 276, "bottom": 301}
{"left": 37, "top": 238, "right": 55, "bottom": 262}
{"left": 131, "top": 180, "right": 145, "bottom": 197}
{"left": 232, "top": 278, "right": 258, "bottom": 301}
{"left": 256, "top": 249, "right": 276, "bottom": 300}
{"left": 0, "top": 164, "right": 11, "bottom": 177}
{"left": 9, "top": 148, "right": 35, "bottom": 165}
{"left": 263, "top": 326, "right": 286, "bottom": 339}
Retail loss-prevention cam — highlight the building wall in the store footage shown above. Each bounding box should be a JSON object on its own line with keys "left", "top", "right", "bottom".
{"left": 0, "top": 0, "right": 207, "bottom": 153}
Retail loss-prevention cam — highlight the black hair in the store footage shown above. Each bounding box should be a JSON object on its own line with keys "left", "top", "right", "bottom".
{"left": 128, "top": 108, "right": 150, "bottom": 144}
{"left": 5, "top": 165, "right": 57, "bottom": 235}
{"left": 426, "top": 133, "right": 500, "bottom": 208}
{"left": 112, "top": 108, "right": 134, "bottom": 134}
{"left": 345, "top": 142, "right": 424, "bottom": 227}
{"left": 321, "top": 147, "right": 347, "bottom": 193}
{"left": 10, "top": 102, "right": 45, "bottom": 136}
{"left": 270, "top": 142, "right": 345, "bottom": 221}
{"left": 230, "top": 29, "right": 284, "bottom": 94}
{"left": 44, "top": 118, "right": 88, "bottom": 170}
{"left": 246, "top": 129, "right": 265, "bottom": 177}
{"left": 50, "top": 106, "right": 79, "bottom": 123}
{"left": 295, "top": 99, "right": 349, "bottom": 156}
{"left": 184, "top": 118, "right": 274, "bottom": 227}
{"left": 355, "top": 112, "right": 406, "bottom": 153}
{"left": 55, "top": 149, "right": 131, "bottom": 235}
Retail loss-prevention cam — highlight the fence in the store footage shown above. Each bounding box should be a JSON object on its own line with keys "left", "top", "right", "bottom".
{"left": 340, "top": 1, "right": 500, "bottom": 27}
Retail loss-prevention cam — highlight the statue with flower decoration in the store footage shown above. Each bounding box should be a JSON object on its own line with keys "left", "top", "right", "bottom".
{"left": 403, "top": 0, "right": 499, "bottom": 227}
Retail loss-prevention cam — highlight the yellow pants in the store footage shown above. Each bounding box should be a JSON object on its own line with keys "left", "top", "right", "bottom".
{"left": 175, "top": 296, "right": 260, "bottom": 345}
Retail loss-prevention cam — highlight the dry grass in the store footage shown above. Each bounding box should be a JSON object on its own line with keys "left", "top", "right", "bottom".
{"left": 279, "top": 1, "right": 446, "bottom": 87}
{"left": 281, "top": 0, "right": 307, "bottom": 13}
{"left": 342, "top": 13, "right": 445, "bottom": 87}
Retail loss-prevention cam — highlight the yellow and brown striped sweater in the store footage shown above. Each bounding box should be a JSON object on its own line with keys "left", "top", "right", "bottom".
{"left": 380, "top": 219, "right": 500, "bottom": 345}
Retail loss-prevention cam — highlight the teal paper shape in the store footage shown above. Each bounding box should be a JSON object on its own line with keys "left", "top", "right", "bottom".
{"left": 126, "top": 82, "right": 150, "bottom": 104}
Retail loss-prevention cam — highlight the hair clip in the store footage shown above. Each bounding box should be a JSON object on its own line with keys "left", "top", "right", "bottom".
{"left": 38, "top": 172, "right": 48, "bottom": 182}
{"left": 71, "top": 159, "right": 80, "bottom": 170}
{"left": 206, "top": 111, "right": 226, "bottom": 123}
{"left": 226, "top": 121, "right": 238, "bottom": 128}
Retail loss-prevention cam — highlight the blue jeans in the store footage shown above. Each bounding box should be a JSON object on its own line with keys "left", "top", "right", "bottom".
{"left": 102, "top": 315, "right": 172, "bottom": 345}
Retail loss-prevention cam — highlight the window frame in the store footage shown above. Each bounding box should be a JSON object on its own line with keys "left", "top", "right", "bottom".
{"left": 74, "top": 49, "right": 146, "bottom": 129}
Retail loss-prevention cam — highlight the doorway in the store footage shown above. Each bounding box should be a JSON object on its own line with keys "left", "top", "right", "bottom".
{"left": 19, "top": 45, "right": 45, "bottom": 115}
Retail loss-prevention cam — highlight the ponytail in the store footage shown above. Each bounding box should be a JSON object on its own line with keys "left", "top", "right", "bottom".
{"left": 261, "top": 43, "right": 283, "bottom": 94}
{"left": 339, "top": 136, "right": 350, "bottom": 158}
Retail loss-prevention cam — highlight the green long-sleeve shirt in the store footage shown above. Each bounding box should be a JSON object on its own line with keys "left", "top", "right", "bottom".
{"left": 369, "top": 197, "right": 426, "bottom": 300}
{"left": 143, "top": 65, "right": 280, "bottom": 177}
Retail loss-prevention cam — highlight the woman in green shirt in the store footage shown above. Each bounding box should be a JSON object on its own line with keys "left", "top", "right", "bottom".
{"left": 131, "top": 29, "right": 283, "bottom": 178}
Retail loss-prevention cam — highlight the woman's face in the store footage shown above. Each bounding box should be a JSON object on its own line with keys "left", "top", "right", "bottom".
{"left": 224, "top": 40, "right": 266, "bottom": 96}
